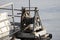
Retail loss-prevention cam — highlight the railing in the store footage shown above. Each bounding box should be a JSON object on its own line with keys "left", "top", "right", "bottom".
{"left": 0, "top": 2, "right": 20, "bottom": 38}
{"left": 0, "top": 2, "right": 14, "bottom": 25}
{"left": 0, "top": 2, "right": 42, "bottom": 38}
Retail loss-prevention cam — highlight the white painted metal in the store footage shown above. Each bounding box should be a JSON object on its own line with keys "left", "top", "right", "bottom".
{"left": 33, "top": 26, "right": 47, "bottom": 37}
{"left": 0, "top": 12, "right": 10, "bottom": 38}
{"left": 0, "top": 2, "right": 13, "bottom": 8}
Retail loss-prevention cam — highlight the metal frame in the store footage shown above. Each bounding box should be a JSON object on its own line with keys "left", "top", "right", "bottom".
{"left": 0, "top": 2, "right": 52, "bottom": 40}
{"left": 0, "top": 2, "right": 42, "bottom": 39}
{"left": 0, "top": 2, "right": 14, "bottom": 24}
{"left": 0, "top": 2, "right": 18, "bottom": 37}
{"left": 0, "top": 3, "right": 39, "bottom": 37}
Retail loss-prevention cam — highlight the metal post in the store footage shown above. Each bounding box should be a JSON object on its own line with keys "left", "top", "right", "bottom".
{"left": 11, "top": 4, "right": 15, "bottom": 30}
{"left": 33, "top": 7, "right": 37, "bottom": 31}
{"left": 11, "top": 4, "right": 16, "bottom": 40}
{"left": 29, "top": 0, "right": 30, "bottom": 14}
{"left": 11, "top": 4, "right": 14, "bottom": 24}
